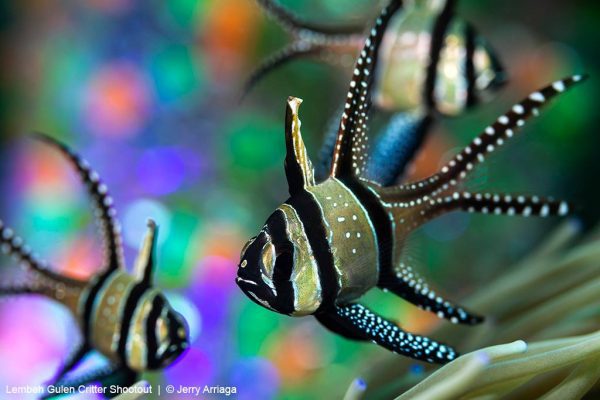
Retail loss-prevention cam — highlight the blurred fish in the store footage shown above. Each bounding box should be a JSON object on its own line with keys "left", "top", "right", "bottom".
{"left": 245, "top": 0, "right": 507, "bottom": 185}
{"left": 0, "top": 134, "right": 189, "bottom": 398}
{"left": 236, "top": 0, "right": 585, "bottom": 364}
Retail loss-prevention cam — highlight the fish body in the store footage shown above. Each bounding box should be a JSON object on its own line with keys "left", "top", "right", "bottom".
{"left": 248, "top": 1, "right": 505, "bottom": 185}
{"left": 0, "top": 135, "right": 189, "bottom": 396}
{"left": 237, "top": 0, "right": 585, "bottom": 364}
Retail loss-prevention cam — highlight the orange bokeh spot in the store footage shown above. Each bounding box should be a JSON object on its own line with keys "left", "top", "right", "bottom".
{"left": 84, "top": 63, "right": 151, "bottom": 137}
{"left": 58, "top": 236, "right": 103, "bottom": 280}
{"left": 405, "top": 128, "right": 455, "bottom": 181}
{"left": 266, "top": 328, "right": 323, "bottom": 385}
{"left": 198, "top": 223, "right": 245, "bottom": 262}
{"left": 20, "top": 145, "right": 74, "bottom": 197}
{"left": 201, "top": 0, "right": 261, "bottom": 83}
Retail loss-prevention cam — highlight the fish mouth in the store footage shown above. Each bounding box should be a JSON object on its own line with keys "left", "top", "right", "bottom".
{"left": 235, "top": 278, "right": 279, "bottom": 312}
{"left": 236, "top": 276, "right": 258, "bottom": 287}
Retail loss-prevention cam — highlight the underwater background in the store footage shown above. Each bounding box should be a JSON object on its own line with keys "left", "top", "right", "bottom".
{"left": 0, "top": 0, "right": 598, "bottom": 399}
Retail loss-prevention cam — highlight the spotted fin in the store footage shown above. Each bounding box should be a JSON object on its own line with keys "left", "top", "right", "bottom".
{"left": 133, "top": 219, "right": 158, "bottom": 286}
{"left": 319, "top": 303, "right": 458, "bottom": 364}
{"left": 330, "top": 0, "right": 403, "bottom": 179}
{"left": 285, "top": 97, "right": 316, "bottom": 195}
{"left": 32, "top": 133, "right": 125, "bottom": 271}
{"left": 376, "top": 75, "right": 588, "bottom": 201}
{"left": 413, "top": 192, "right": 572, "bottom": 226}
{"left": 379, "top": 262, "right": 483, "bottom": 325}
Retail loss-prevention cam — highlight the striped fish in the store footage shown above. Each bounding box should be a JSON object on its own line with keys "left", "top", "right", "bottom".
{"left": 236, "top": 0, "right": 586, "bottom": 364}
{"left": 0, "top": 134, "right": 189, "bottom": 394}
{"left": 245, "top": 0, "right": 506, "bottom": 186}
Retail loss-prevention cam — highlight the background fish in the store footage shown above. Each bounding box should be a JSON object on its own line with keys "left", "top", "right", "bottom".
{"left": 0, "top": 134, "right": 189, "bottom": 398}
{"left": 245, "top": 0, "right": 506, "bottom": 185}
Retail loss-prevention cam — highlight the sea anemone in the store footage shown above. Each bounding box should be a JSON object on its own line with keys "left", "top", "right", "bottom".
{"left": 347, "top": 221, "right": 600, "bottom": 399}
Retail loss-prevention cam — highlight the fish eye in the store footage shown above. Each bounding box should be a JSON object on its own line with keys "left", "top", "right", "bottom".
{"left": 240, "top": 236, "right": 257, "bottom": 258}
{"left": 260, "top": 241, "right": 276, "bottom": 277}
{"left": 156, "top": 316, "right": 168, "bottom": 343}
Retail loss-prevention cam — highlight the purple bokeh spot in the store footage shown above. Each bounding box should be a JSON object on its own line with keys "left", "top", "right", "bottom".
{"left": 229, "top": 357, "right": 280, "bottom": 400}
{"left": 135, "top": 146, "right": 210, "bottom": 196}
{"left": 163, "top": 347, "right": 214, "bottom": 389}
{"left": 136, "top": 147, "right": 186, "bottom": 195}
{"left": 186, "top": 256, "right": 237, "bottom": 337}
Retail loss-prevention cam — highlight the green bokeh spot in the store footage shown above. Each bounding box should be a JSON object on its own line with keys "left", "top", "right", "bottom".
{"left": 150, "top": 44, "right": 204, "bottom": 104}
{"left": 226, "top": 114, "right": 283, "bottom": 172}
{"left": 165, "top": 0, "right": 202, "bottom": 29}
{"left": 22, "top": 199, "right": 81, "bottom": 234}
{"left": 157, "top": 210, "right": 200, "bottom": 287}
{"left": 237, "top": 302, "right": 281, "bottom": 356}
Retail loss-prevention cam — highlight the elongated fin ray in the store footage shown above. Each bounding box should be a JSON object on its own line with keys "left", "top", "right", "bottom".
{"left": 242, "top": 42, "right": 325, "bottom": 100}
{"left": 0, "top": 286, "right": 39, "bottom": 296}
{"left": 285, "top": 97, "right": 315, "bottom": 195}
{"left": 400, "top": 192, "right": 572, "bottom": 230}
{"left": 379, "top": 262, "right": 483, "bottom": 325}
{"left": 133, "top": 219, "right": 158, "bottom": 286}
{"left": 379, "top": 75, "right": 587, "bottom": 201}
{"left": 0, "top": 220, "right": 82, "bottom": 285}
{"left": 33, "top": 133, "right": 125, "bottom": 271}
{"left": 320, "top": 303, "right": 458, "bottom": 364}
{"left": 330, "top": 0, "right": 403, "bottom": 179}
{"left": 256, "top": 0, "right": 364, "bottom": 36}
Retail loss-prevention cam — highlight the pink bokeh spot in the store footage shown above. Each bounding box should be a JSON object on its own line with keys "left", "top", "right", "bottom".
{"left": 84, "top": 62, "right": 153, "bottom": 138}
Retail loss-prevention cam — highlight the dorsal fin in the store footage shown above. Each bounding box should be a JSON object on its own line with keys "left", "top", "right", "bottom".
{"left": 133, "top": 219, "right": 158, "bottom": 286}
{"left": 329, "top": 0, "right": 403, "bottom": 179}
{"left": 285, "top": 97, "right": 315, "bottom": 195}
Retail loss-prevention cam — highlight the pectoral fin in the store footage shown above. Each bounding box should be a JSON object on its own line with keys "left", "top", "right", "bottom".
{"left": 318, "top": 303, "right": 458, "bottom": 364}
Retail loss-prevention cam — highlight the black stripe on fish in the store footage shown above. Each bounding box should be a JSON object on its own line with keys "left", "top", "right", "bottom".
{"left": 340, "top": 178, "right": 392, "bottom": 279}
{"left": 83, "top": 269, "right": 117, "bottom": 339}
{"left": 267, "top": 209, "right": 296, "bottom": 315}
{"left": 146, "top": 295, "right": 165, "bottom": 369}
{"left": 465, "top": 23, "right": 478, "bottom": 108}
{"left": 285, "top": 192, "right": 338, "bottom": 311}
{"left": 424, "top": 0, "right": 457, "bottom": 111}
{"left": 117, "top": 282, "right": 149, "bottom": 362}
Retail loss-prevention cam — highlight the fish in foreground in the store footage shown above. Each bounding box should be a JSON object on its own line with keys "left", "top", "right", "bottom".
{"left": 0, "top": 134, "right": 189, "bottom": 398}
{"left": 246, "top": 0, "right": 507, "bottom": 184}
{"left": 236, "top": 0, "right": 586, "bottom": 364}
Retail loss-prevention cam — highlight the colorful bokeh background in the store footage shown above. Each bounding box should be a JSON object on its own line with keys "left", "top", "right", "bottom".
{"left": 0, "top": 0, "right": 598, "bottom": 399}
